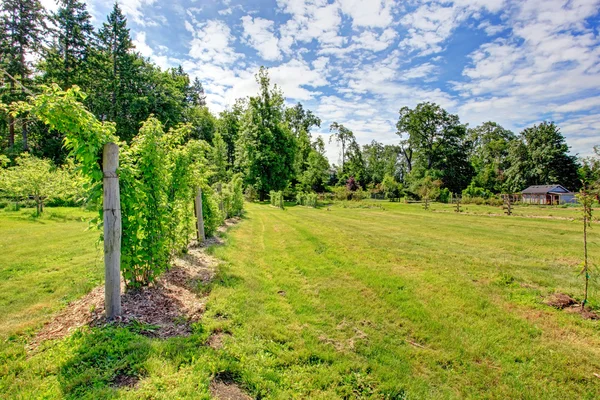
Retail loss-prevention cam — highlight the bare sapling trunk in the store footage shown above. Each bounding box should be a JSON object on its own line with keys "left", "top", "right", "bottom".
{"left": 582, "top": 194, "right": 591, "bottom": 310}
{"left": 103, "top": 143, "right": 122, "bottom": 320}
{"left": 195, "top": 187, "right": 205, "bottom": 243}
{"left": 583, "top": 213, "right": 588, "bottom": 310}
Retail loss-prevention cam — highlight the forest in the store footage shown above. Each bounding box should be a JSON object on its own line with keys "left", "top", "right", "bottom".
{"left": 1, "top": 1, "right": 599, "bottom": 210}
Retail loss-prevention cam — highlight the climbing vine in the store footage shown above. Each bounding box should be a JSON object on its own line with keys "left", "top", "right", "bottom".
{"left": 11, "top": 85, "right": 230, "bottom": 289}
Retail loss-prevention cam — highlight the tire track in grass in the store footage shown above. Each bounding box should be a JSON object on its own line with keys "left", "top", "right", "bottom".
{"left": 263, "top": 205, "right": 600, "bottom": 398}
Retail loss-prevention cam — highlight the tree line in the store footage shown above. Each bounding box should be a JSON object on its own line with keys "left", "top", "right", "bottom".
{"left": 1, "top": 0, "right": 598, "bottom": 206}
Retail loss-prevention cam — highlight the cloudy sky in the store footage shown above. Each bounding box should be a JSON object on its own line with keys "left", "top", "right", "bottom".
{"left": 43, "top": 0, "right": 600, "bottom": 162}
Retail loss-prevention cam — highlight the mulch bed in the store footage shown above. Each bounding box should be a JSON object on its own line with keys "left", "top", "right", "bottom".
{"left": 32, "top": 217, "right": 243, "bottom": 348}
{"left": 32, "top": 244, "right": 221, "bottom": 347}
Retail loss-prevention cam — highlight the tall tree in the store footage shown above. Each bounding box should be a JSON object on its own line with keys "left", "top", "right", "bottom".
{"left": 93, "top": 3, "right": 139, "bottom": 140}
{"left": 235, "top": 67, "right": 296, "bottom": 200}
{"left": 468, "top": 122, "right": 515, "bottom": 192}
{"left": 396, "top": 102, "right": 473, "bottom": 193}
{"left": 0, "top": 0, "right": 46, "bottom": 149}
{"left": 44, "top": 0, "right": 94, "bottom": 88}
{"left": 218, "top": 98, "right": 246, "bottom": 166}
{"left": 329, "top": 122, "right": 355, "bottom": 171}
{"left": 285, "top": 102, "right": 321, "bottom": 178}
{"left": 504, "top": 122, "right": 580, "bottom": 191}
{"left": 188, "top": 77, "right": 206, "bottom": 106}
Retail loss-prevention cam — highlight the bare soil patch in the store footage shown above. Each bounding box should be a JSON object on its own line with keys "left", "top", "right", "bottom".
{"left": 207, "top": 331, "right": 230, "bottom": 350}
{"left": 210, "top": 379, "right": 252, "bottom": 400}
{"left": 33, "top": 246, "right": 219, "bottom": 346}
{"left": 111, "top": 373, "right": 140, "bottom": 389}
{"left": 544, "top": 293, "right": 599, "bottom": 319}
{"left": 544, "top": 293, "right": 577, "bottom": 309}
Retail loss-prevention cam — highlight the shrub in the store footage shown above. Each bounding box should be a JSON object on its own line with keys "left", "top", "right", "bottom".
{"left": 296, "top": 192, "right": 318, "bottom": 208}
{"left": 333, "top": 186, "right": 351, "bottom": 201}
{"left": 351, "top": 189, "right": 368, "bottom": 201}
{"left": 244, "top": 185, "right": 257, "bottom": 202}
{"left": 270, "top": 190, "right": 284, "bottom": 209}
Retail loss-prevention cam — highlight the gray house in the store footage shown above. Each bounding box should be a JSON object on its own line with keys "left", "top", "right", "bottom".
{"left": 521, "top": 185, "right": 576, "bottom": 205}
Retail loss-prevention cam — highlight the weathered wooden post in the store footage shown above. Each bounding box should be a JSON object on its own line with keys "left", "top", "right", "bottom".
{"left": 195, "top": 187, "right": 205, "bottom": 243}
{"left": 103, "top": 143, "right": 121, "bottom": 320}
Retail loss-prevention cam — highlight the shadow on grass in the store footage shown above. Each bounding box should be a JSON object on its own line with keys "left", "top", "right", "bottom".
{"left": 58, "top": 327, "right": 151, "bottom": 399}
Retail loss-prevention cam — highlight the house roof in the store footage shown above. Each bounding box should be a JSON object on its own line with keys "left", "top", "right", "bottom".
{"left": 521, "top": 185, "right": 569, "bottom": 194}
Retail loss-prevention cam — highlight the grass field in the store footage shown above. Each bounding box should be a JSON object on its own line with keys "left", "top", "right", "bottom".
{"left": 0, "top": 207, "right": 101, "bottom": 339}
{"left": 1, "top": 202, "right": 599, "bottom": 399}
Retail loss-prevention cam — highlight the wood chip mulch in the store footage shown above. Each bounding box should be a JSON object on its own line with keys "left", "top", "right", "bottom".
{"left": 32, "top": 243, "right": 223, "bottom": 348}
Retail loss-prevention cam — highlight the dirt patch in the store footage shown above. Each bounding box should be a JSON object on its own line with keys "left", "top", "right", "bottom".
{"left": 210, "top": 380, "right": 252, "bottom": 400}
{"left": 544, "top": 293, "right": 577, "bottom": 309}
{"left": 112, "top": 373, "right": 140, "bottom": 389}
{"left": 207, "top": 331, "right": 230, "bottom": 350}
{"left": 33, "top": 246, "right": 218, "bottom": 347}
{"left": 564, "top": 305, "right": 600, "bottom": 320}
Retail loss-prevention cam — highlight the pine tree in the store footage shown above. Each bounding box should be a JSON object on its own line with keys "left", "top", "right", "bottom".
{"left": 44, "top": 0, "right": 94, "bottom": 88}
{"left": 94, "top": 3, "right": 138, "bottom": 140}
{"left": 188, "top": 77, "right": 206, "bottom": 107}
{"left": 0, "top": 0, "right": 46, "bottom": 149}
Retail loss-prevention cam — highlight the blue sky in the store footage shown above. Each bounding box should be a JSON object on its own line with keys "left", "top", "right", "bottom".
{"left": 43, "top": 0, "right": 600, "bottom": 162}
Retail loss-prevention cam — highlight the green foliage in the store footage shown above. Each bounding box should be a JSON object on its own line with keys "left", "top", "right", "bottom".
{"left": 462, "top": 181, "right": 492, "bottom": 199}
{"left": 244, "top": 184, "right": 257, "bottom": 202}
{"left": 269, "top": 190, "right": 284, "bottom": 209}
{"left": 381, "top": 174, "right": 403, "bottom": 201}
{"left": 201, "top": 186, "right": 223, "bottom": 237}
{"left": 298, "top": 148, "right": 329, "bottom": 192}
{"left": 396, "top": 102, "right": 473, "bottom": 194}
{"left": 416, "top": 176, "right": 442, "bottom": 209}
{"left": 295, "top": 192, "right": 318, "bottom": 208}
{"left": 0, "top": 153, "right": 71, "bottom": 215}
{"left": 504, "top": 122, "right": 581, "bottom": 192}
{"left": 17, "top": 87, "right": 218, "bottom": 288}
{"left": 236, "top": 68, "right": 296, "bottom": 200}
{"left": 220, "top": 174, "right": 244, "bottom": 218}
{"left": 468, "top": 122, "right": 515, "bottom": 193}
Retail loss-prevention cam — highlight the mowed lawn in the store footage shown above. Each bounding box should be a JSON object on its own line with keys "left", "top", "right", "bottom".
{"left": 1, "top": 202, "right": 600, "bottom": 399}
{"left": 0, "top": 207, "right": 102, "bottom": 338}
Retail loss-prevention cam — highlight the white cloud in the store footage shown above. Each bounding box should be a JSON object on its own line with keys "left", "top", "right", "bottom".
{"left": 337, "top": 0, "right": 395, "bottom": 28}
{"left": 188, "top": 19, "right": 243, "bottom": 65}
{"left": 278, "top": 0, "right": 344, "bottom": 50}
{"left": 241, "top": 16, "right": 282, "bottom": 61}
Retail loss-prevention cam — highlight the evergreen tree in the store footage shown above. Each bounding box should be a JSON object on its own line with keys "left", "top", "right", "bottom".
{"left": 44, "top": 0, "right": 94, "bottom": 88}
{"left": 0, "top": 0, "right": 46, "bottom": 149}
{"left": 94, "top": 2, "right": 138, "bottom": 140}
{"left": 188, "top": 77, "right": 206, "bottom": 106}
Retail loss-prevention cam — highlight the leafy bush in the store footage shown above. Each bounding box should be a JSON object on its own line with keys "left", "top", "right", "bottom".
{"left": 333, "top": 186, "right": 351, "bottom": 201}
{"left": 202, "top": 187, "right": 222, "bottom": 237}
{"left": 439, "top": 188, "right": 451, "bottom": 203}
{"left": 351, "top": 189, "right": 369, "bottom": 201}
{"left": 220, "top": 174, "right": 244, "bottom": 218}
{"left": 270, "top": 190, "right": 284, "bottom": 209}
{"left": 462, "top": 182, "right": 492, "bottom": 199}
{"left": 244, "top": 184, "right": 257, "bottom": 202}
{"left": 296, "top": 192, "right": 318, "bottom": 208}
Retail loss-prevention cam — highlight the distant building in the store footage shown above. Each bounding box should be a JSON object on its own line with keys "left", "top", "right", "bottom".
{"left": 521, "top": 185, "right": 576, "bottom": 205}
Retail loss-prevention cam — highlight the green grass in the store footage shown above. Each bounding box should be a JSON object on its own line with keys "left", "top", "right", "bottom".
{"left": 0, "top": 207, "right": 102, "bottom": 339}
{"left": 2, "top": 202, "right": 600, "bottom": 399}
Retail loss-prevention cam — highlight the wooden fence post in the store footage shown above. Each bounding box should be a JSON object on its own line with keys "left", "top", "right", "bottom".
{"left": 103, "top": 143, "right": 121, "bottom": 320}
{"left": 195, "top": 187, "right": 205, "bottom": 242}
